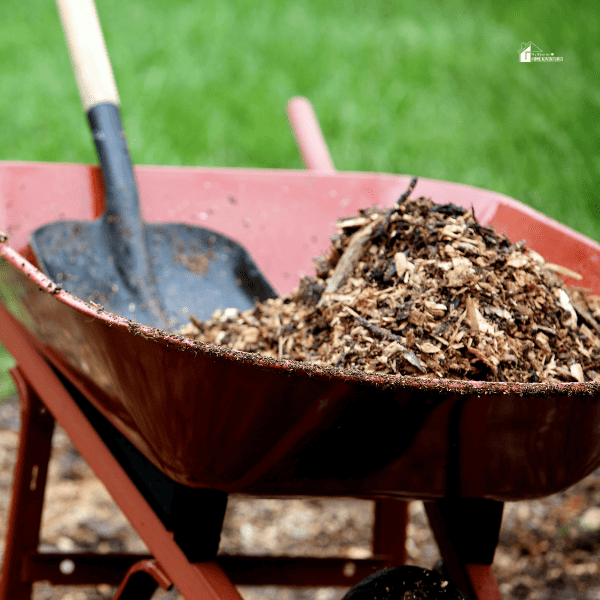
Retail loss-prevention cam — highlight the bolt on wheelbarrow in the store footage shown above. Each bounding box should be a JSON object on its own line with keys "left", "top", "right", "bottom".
{"left": 2, "top": 17, "right": 600, "bottom": 600}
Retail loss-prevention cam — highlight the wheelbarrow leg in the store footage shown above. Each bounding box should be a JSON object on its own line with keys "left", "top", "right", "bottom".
{"left": 0, "top": 367, "right": 55, "bottom": 600}
{"left": 424, "top": 498, "right": 504, "bottom": 600}
{"left": 372, "top": 499, "right": 408, "bottom": 566}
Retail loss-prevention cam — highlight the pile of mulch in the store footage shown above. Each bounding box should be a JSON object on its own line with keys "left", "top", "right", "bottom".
{"left": 181, "top": 179, "right": 600, "bottom": 383}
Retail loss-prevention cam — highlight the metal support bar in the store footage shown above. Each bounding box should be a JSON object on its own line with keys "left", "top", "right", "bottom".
{"left": 425, "top": 499, "right": 504, "bottom": 599}
{"left": 113, "top": 559, "right": 172, "bottom": 600}
{"left": 23, "top": 552, "right": 393, "bottom": 588}
{"left": 219, "top": 555, "right": 392, "bottom": 587}
{"left": 372, "top": 499, "right": 408, "bottom": 566}
{"left": 464, "top": 565, "right": 504, "bottom": 600}
{"left": 47, "top": 366, "right": 229, "bottom": 563}
{"left": 22, "top": 553, "right": 152, "bottom": 586}
{"left": 0, "top": 367, "right": 55, "bottom": 600}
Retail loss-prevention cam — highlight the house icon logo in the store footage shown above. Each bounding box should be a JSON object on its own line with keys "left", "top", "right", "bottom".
{"left": 519, "top": 42, "right": 542, "bottom": 62}
{"left": 519, "top": 41, "right": 563, "bottom": 63}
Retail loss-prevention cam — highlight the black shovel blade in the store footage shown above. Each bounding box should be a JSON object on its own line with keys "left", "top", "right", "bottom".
{"left": 30, "top": 221, "right": 277, "bottom": 331}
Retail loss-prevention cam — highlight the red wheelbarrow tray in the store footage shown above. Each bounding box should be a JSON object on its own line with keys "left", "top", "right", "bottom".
{"left": 0, "top": 160, "right": 599, "bottom": 502}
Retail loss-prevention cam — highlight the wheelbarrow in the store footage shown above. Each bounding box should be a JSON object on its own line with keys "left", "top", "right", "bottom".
{"left": 0, "top": 97, "right": 600, "bottom": 600}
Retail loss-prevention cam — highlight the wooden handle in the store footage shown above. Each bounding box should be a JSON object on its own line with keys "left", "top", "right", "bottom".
{"left": 56, "top": 0, "right": 119, "bottom": 110}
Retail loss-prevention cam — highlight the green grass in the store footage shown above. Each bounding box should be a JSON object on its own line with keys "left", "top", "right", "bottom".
{"left": 0, "top": 0, "right": 599, "bottom": 398}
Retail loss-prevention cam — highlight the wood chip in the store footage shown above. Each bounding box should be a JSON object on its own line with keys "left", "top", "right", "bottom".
{"left": 319, "top": 219, "right": 382, "bottom": 300}
{"left": 570, "top": 363, "right": 585, "bottom": 383}
{"left": 418, "top": 342, "right": 441, "bottom": 354}
{"left": 545, "top": 263, "right": 583, "bottom": 280}
{"left": 465, "top": 296, "right": 494, "bottom": 335}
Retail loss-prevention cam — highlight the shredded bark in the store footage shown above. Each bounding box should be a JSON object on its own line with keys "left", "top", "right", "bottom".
{"left": 181, "top": 183, "right": 600, "bottom": 383}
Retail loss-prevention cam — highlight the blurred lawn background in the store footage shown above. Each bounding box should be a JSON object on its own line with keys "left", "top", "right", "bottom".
{"left": 0, "top": 0, "right": 598, "bottom": 398}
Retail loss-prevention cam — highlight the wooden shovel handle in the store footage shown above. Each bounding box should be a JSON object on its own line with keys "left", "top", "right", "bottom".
{"left": 56, "top": 0, "right": 119, "bottom": 110}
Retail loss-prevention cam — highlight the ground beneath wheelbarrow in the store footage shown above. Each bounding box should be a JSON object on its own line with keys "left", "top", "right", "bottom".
{"left": 0, "top": 397, "right": 599, "bottom": 600}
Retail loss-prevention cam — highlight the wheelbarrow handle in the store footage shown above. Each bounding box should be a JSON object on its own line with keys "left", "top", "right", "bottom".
{"left": 286, "top": 97, "right": 336, "bottom": 172}
{"left": 56, "top": 0, "right": 119, "bottom": 110}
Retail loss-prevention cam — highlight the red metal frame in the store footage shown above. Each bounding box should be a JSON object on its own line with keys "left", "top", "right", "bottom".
{"left": 0, "top": 367, "right": 55, "bottom": 600}
{"left": 112, "top": 560, "right": 172, "bottom": 600}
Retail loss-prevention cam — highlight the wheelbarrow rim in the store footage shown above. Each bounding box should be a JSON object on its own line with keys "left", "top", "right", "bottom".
{"left": 2, "top": 242, "right": 599, "bottom": 399}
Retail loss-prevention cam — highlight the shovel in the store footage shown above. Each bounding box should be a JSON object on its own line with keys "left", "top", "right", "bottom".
{"left": 31, "top": 0, "right": 276, "bottom": 331}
